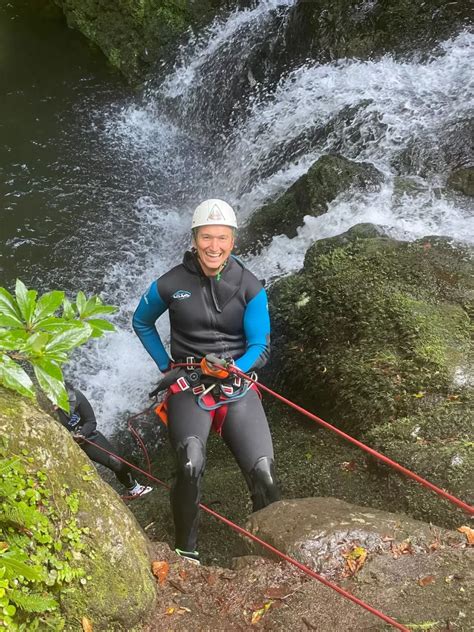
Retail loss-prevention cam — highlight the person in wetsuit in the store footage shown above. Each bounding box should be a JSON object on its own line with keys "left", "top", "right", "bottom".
{"left": 132, "top": 198, "right": 280, "bottom": 563}
{"left": 56, "top": 383, "right": 152, "bottom": 498}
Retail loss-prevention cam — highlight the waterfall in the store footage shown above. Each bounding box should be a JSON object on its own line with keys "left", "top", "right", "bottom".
{"left": 69, "top": 3, "right": 472, "bottom": 429}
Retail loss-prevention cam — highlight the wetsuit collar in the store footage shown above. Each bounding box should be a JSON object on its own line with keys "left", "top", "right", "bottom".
{"left": 182, "top": 251, "right": 245, "bottom": 312}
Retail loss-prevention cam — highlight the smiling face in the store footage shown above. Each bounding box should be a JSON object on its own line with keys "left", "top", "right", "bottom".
{"left": 193, "top": 224, "right": 235, "bottom": 276}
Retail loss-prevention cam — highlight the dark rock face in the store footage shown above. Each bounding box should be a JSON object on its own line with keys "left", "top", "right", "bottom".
{"left": 284, "top": 0, "right": 472, "bottom": 65}
{"left": 237, "top": 154, "right": 383, "bottom": 254}
{"left": 448, "top": 167, "right": 474, "bottom": 197}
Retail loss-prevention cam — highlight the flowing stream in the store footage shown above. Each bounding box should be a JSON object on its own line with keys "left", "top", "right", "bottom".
{"left": 1, "top": 1, "right": 473, "bottom": 430}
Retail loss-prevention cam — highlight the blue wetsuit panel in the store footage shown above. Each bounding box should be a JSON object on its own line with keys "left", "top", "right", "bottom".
{"left": 132, "top": 281, "right": 172, "bottom": 372}
{"left": 235, "top": 288, "right": 270, "bottom": 372}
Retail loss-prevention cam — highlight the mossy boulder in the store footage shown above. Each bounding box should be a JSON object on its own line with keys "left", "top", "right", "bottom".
{"left": 237, "top": 154, "right": 383, "bottom": 254}
{"left": 54, "top": 0, "right": 231, "bottom": 82}
{"left": 269, "top": 226, "right": 472, "bottom": 429}
{"left": 0, "top": 387, "right": 156, "bottom": 631}
{"left": 267, "top": 226, "right": 472, "bottom": 524}
{"left": 448, "top": 167, "right": 474, "bottom": 197}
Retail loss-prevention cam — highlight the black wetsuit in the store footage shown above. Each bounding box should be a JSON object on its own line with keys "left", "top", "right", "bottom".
{"left": 57, "top": 389, "right": 135, "bottom": 489}
{"left": 133, "top": 251, "right": 280, "bottom": 552}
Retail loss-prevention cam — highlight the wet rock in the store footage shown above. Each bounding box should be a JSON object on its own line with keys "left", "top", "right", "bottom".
{"left": 448, "top": 167, "right": 474, "bottom": 197}
{"left": 284, "top": 0, "right": 472, "bottom": 65}
{"left": 394, "top": 118, "right": 474, "bottom": 178}
{"left": 0, "top": 386, "right": 156, "bottom": 630}
{"left": 237, "top": 154, "right": 383, "bottom": 254}
{"left": 242, "top": 497, "right": 463, "bottom": 570}
{"left": 239, "top": 498, "right": 473, "bottom": 631}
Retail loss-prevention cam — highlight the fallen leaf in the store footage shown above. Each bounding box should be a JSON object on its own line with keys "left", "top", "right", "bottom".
{"left": 206, "top": 572, "right": 217, "bottom": 586}
{"left": 429, "top": 538, "right": 440, "bottom": 551}
{"left": 178, "top": 569, "right": 188, "bottom": 581}
{"left": 457, "top": 526, "right": 474, "bottom": 545}
{"left": 82, "top": 617, "right": 93, "bottom": 632}
{"left": 176, "top": 607, "right": 191, "bottom": 615}
{"left": 382, "top": 536, "right": 394, "bottom": 542}
{"left": 413, "top": 391, "right": 426, "bottom": 398}
{"left": 340, "top": 460, "right": 357, "bottom": 471}
{"left": 152, "top": 560, "right": 170, "bottom": 585}
{"left": 418, "top": 575, "right": 435, "bottom": 587}
{"left": 251, "top": 601, "right": 272, "bottom": 624}
{"left": 342, "top": 546, "right": 367, "bottom": 576}
{"left": 166, "top": 607, "right": 175, "bottom": 615}
{"left": 264, "top": 586, "right": 290, "bottom": 600}
{"left": 391, "top": 539, "right": 413, "bottom": 558}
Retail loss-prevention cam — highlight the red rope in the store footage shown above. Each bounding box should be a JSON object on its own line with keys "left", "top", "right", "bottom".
{"left": 172, "top": 363, "right": 473, "bottom": 516}
{"left": 80, "top": 436, "right": 410, "bottom": 631}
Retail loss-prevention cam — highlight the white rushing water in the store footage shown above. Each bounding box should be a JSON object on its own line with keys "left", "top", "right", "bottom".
{"left": 72, "top": 3, "right": 473, "bottom": 431}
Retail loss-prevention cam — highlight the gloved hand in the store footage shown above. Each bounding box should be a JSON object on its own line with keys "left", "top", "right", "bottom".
{"left": 72, "top": 433, "right": 86, "bottom": 444}
{"left": 200, "top": 355, "right": 230, "bottom": 379}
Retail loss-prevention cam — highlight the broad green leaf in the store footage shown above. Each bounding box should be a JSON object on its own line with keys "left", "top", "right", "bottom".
{"left": 33, "top": 317, "right": 80, "bottom": 332}
{"left": 0, "top": 314, "right": 24, "bottom": 328}
{"left": 0, "top": 329, "right": 29, "bottom": 351}
{"left": 86, "top": 319, "right": 116, "bottom": 338}
{"left": 0, "top": 287, "right": 23, "bottom": 326}
{"left": 0, "top": 551, "right": 43, "bottom": 581}
{"left": 41, "top": 350, "right": 68, "bottom": 364}
{"left": 15, "top": 280, "right": 37, "bottom": 326}
{"left": 87, "top": 304, "right": 117, "bottom": 317}
{"left": 33, "top": 360, "right": 67, "bottom": 410}
{"left": 62, "top": 297, "right": 76, "bottom": 320}
{"left": 32, "top": 291, "right": 64, "bottom": 325}
{"left": 75, "top": 291, "right": 87, "bottom": 317}
{"left": 45, "top": 322, "right": 92, "bottom": 353}
{"left": 23, "top": 332, "right": 50, "bottom": 355}
{"left": 0, "top": 354, "right": 35, "bottom": 398}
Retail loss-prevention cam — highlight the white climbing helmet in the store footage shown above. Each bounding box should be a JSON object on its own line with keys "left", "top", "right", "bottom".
{"left": 191, "top": 199, "right": 237, "bottom": 230}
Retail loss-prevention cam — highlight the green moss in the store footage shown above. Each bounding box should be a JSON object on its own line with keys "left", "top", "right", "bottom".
{"left": 0, "top": 388, "right": 156, "bottom": 631}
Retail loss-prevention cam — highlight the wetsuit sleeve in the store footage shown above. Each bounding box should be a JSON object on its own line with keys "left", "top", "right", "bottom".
{"left": 235, "top": 287, "right": 270, "bottom": 372}
{"left": 76, "top": 391, "right": 97, "bottom": 438}
{"left": 132, "top": 281, "right": 172, "bottom": 372}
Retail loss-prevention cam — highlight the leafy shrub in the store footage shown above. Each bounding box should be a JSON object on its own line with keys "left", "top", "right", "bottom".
{"left": 0, "top": 441, "right": 89, "bottom": 630}
{"left": 0, "top": 280, "right": 116, "bottom": 411}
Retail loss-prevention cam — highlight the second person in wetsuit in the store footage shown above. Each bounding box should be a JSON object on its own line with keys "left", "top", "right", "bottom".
{"left": 132, "top": 198, "right": 280, "bottom": 563}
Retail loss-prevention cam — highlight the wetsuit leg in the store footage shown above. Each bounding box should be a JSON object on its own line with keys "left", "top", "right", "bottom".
{"left": 81, "top": 431, "right": 135, "bottom": 488}
{"left": 167, "top": 390, "right": 212, "bottom": 552}
{"left": 221, "top": 389, "right": 280, "bottom": 511}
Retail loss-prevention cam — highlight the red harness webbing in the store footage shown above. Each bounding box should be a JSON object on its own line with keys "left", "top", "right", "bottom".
{"left": 155, "top": 381, "right": 260, "bottom": 435}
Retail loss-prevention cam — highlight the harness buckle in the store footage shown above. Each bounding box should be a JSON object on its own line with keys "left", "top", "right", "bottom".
{"left": 186, "top": 356, "right": 195, "bottom": 370}
{"left": 221, "top": 385, "right": 234, "bottom": 396}
{"left": 192, "top": 384, "right": 205, "bottom": 395}
{"left": 176, "top": 376, "right": 190, "bottom": 391}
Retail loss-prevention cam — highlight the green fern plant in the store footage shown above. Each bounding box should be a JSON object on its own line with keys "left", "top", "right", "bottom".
{"left": 0, "top": 442, "right": 88, "bottom": 630}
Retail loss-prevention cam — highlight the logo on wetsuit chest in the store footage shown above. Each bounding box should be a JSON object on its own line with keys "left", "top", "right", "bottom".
{"left": 172, "top": 290, "right": 192, "bottom": 300}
